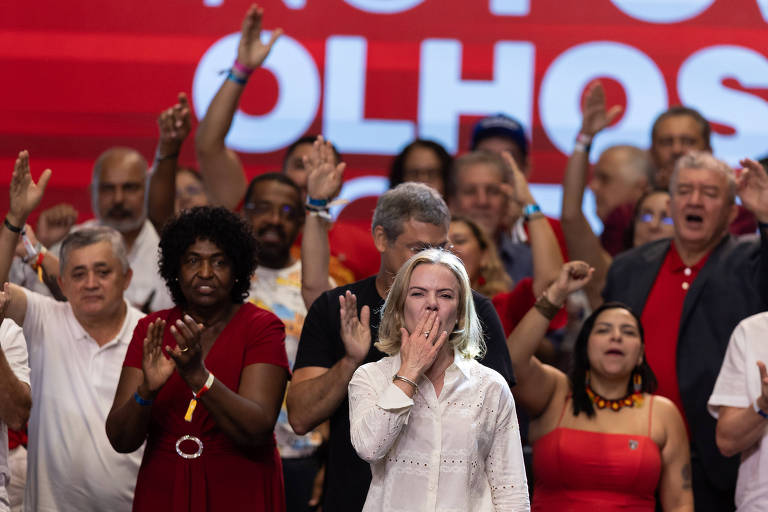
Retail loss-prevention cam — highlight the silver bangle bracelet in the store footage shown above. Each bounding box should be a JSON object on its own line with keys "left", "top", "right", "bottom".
{"left": 392, "top": 374, "right": 418, "bottom": 391}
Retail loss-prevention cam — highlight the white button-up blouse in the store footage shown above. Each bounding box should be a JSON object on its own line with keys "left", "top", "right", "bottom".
{"left": 349, "top": 349, "right": 530, "bottom": 511}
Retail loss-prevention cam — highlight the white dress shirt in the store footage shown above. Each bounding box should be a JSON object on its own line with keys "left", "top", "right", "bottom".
{"left": 21, "top": 290, "right": 144, "bottom": 512}
{"left": 349, "top": 349, "right": 529, "bottom": 511}
{"left": 709, "top": 312, "right": 768, "bottom": 511}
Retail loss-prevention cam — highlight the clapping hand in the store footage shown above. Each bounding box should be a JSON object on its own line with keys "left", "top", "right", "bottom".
{"left": 237, "top": 4, "right": 282, "bottom": 71}
{"left": 166, "top": 315, "right": 208, "bottom": 386}
{"left": 339, "top": 291, "right": 372, "bottom": 365}
{"left": 141, "top": 319, "right": 174, "bottom": 396}
{"left": 397, "top": 310, "right": 448, "bottom": 382}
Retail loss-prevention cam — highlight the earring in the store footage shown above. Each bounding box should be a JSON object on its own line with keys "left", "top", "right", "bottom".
{"left": 633, "top": 369, "right": 642, "bottom": 394}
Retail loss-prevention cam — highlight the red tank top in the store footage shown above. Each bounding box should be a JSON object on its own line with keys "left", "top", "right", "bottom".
{"left": 532, "top": 396, "right": 662, "bottom": 511}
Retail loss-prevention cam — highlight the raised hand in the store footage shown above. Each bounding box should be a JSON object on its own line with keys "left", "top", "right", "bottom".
{"left": 305, "top": 135, "right": 346, "bottom": 201}
{"left": 237, "top": 4, "right": 282, "bottom": 70}
{"left": 546, "top": 260, "right": 594, "bottom": 305}
{"left": 141, "top": 319, "right": 174, "bottom": 394}
{"left": 35, "top": 203, "right": 77, "bottom": 248}
{"left": 580, "top": 81, "right": 622, "bottom": 138}
{"left": 157, "top": 92, "right": 192, "bottom": 153}
{"left": 397, "top": 310, "right": 448, "bottom": 381}
{"left": 500, "top": 150, "right": 535, "bottom": 226}
{"left": 8, "top": 151, "right": 52, "bottom": 227}
{"left": 736, "top": 158, "right": 768, "bottom": 223}
{"left": 339, "top": 291, "right": 372, "bottom": 365}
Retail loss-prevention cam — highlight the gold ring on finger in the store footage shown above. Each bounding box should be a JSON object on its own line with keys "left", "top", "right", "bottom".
{"left": 180, "top": 346, "right": 190, "bottom": 353}
{"left": 423, "top": 331, "right": 430, "bottom": 338}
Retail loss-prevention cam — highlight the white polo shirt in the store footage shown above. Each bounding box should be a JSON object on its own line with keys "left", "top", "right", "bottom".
{"left": 0, "top": 320, "right": 30, "bottom": 512}
{"left": 709, "top": 312, "right": 768, "bottom": 511}
{"left": 21, "top": 289, "right": 144, "bottom": 512}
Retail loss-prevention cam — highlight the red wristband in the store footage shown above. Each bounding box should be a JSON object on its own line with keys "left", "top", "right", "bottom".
{"left": 193, "top": 371, "right": 215, "bottom": 399}
{"left": 232, "top": 60, "right": 255, "bottom": 76}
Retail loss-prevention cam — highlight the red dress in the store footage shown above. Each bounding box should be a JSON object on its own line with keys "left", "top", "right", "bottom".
{"left": 123, "top": 304, "right": 290, "bottom": 512}
{"left": 532, "top": 397, "right": 662, "bottom": 511}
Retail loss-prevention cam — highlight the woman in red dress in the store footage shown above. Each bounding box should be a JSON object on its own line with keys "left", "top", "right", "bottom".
{"left": 106, "top": 206, "right": 289, "bottom": 511}
{"left": 508, "top": 261, "right": 693, "bottom": 511}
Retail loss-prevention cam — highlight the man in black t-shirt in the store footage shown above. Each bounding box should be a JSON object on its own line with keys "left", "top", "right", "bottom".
{"left": 287, "top": 183, "right": 515, "bottom": 511}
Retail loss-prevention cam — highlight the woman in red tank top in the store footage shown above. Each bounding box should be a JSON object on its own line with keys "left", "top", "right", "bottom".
{"left": 507, "top": 261, "right": 693, "bottom": 511}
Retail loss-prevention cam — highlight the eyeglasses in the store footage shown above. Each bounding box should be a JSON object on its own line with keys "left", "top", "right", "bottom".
{"left": 243, "top": 202, "right": 301, "bottom": 220}
{"left": 638, "top": 212, "right": 674, "bottom": 225}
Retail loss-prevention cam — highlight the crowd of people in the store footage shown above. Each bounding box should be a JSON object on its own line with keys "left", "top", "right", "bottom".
{"left": 2, "top": 3, "right": 768, "bottom": 512}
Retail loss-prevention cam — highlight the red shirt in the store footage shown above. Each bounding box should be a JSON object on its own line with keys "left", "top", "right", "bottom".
{"left": 492, "top": 277, "right": 567, "bottom": 338}
{"left": 640, "top": 243, "right": 709, "bottom": 432}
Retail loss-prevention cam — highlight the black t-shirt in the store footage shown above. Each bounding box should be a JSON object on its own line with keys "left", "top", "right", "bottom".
{"left": 294, "top": 276, "right": 515, "bottom": 512}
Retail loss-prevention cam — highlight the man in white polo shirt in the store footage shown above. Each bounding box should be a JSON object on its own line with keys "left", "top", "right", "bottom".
{"left": 0, "top": 314, "right": 31, "bottom": 512}
{"left": 0, "top": 151, "right": 144, "bottom": 511}
{"left": 709, "top": 312, "right": 768, "bottom": 511}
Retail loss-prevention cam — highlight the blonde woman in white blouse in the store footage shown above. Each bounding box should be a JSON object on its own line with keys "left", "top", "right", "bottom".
{"left": 345, "top": 248, "right": 529, "bottom": 511}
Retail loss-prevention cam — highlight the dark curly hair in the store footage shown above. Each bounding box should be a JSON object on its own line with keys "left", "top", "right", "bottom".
{"left": 570, "top": 302, "right": 658, "bottom": 417}
{"left": 158, "top": 206, "right": 257, "bottom": 307}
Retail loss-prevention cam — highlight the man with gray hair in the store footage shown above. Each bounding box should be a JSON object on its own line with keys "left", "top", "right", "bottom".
{"left": 602, "top": 151, "right": 768, "bottom": 511}
{"left": 287, "top": 182, "right": 514, "bottom": 511}
{"left": 0, "top": 151, "right": 144, "bottom": 511}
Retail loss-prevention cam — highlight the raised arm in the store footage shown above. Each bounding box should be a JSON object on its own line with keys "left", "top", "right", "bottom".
{"left": 560, "top": 81, "right": 620, "bottom": 308}
{"left": 501, "top": 151, "right": 562, "bottom": 298}
{"left": 0, "top": 152, "right": 51, "bottom": 324}
{"left": 288, "top": 291, "right": 372, "bottom": 435}
{"left": 736, "top": 158, "right": 768, "bottom": 309}
{"left": 507, "top": 261, "right": 592, "bottom": 417}
{"left": 195, "top": 4, "right": 281, "bottom": 209}
{"left": 148, "top": 93, "right": 191, "bottom": 230}
{"left": 301, "top": 136, "right": 346, "bottom": 309}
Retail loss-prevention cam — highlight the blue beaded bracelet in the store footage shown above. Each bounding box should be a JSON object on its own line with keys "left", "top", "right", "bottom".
{"left": 133, "top": 391, "right": 153, "bottom": 407}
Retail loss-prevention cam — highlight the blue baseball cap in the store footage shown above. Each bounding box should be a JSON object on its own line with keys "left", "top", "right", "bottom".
{"left": 470, "top": 114, "right": 528, "bottom": 157}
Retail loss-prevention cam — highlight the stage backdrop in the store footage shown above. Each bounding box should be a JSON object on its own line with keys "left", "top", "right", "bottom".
{"left": 3, "top": 0, "right": 768, "bottom": 227}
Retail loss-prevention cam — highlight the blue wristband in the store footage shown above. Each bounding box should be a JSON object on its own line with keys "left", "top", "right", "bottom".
{"left": 753, "top": 400, "right": 768, "bottom": 419}
{"left": 306, "top": 196, "right": 329, "bottom": 208}
{"left": 134, "top": 391, "right": 153, "bottom": 407}
{"left": 226, "top": 70, "right": 248, "bottom": 86}
{"left": 523, "top": 203, "right": 542, "bottom": 221}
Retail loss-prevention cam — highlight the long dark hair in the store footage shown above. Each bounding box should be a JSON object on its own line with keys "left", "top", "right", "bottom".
{"left": 570, "top": 302, "right": 658, "bottom": 417}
